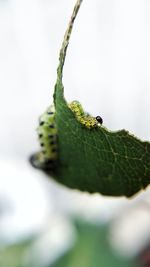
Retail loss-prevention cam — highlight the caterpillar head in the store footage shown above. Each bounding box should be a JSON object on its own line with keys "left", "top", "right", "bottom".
{"left": 96, "top": 116, "right": 103, "bottom": 125}
{"left": 29, "top": 152, "right": 57, "bottom": 171}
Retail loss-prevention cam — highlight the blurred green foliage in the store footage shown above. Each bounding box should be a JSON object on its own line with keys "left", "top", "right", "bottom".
{"left": 0, "top": 239, "right": 32, "bottom": 267}
{"left": 50, "top": 220, "right": 134, "bottom": 267}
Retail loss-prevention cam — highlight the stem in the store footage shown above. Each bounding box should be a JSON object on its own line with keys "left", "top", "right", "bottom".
{"left": 57, "top": 0, "right": 83, "bottom": 81}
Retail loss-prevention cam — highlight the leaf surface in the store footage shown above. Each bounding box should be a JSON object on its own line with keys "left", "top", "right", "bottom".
{"left": 51, "top": 0, "right": 150, "bottom": 197}
{"left": 54, "top": 78, "right": 150, "bottom": 197}
{"left": 30, "top": 0, "right": 150, "bottom": 197}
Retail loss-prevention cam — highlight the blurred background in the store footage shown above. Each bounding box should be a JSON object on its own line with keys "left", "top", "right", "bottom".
{"left": 0, "top": 0, "right": 150, "bottom": 266}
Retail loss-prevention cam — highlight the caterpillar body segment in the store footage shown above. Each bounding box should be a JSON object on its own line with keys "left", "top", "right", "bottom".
{"left": 30, "top": 101, "right": 103, "bottom": 170}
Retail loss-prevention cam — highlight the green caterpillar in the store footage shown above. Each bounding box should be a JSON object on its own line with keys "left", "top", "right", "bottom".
{"left": 68, "top": 101, "right": 103, "bottom": 128}
{"left": 30, "top": 101, "right": 103, "bottom": 170}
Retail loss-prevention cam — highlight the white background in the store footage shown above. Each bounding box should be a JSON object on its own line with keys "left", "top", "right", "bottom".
{"left": 0, "top": 0, "right": 150, "bottom": 158}
{"left": 0, "top": 0, "right": 150, "bottom": 260}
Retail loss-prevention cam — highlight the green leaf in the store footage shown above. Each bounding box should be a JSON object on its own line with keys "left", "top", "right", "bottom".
{"left": 52, "top": 0, "right": 150, "bottom": 197}
{"left": 54, "top": 78, "right": 150, "bottom": 197}
{"left": 33, "top": 0, "right": 150, "bottom": 197}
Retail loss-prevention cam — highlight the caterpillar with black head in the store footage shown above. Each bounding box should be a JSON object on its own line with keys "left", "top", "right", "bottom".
{"left": 68, "top": 101, "right": 103, "bottom": 128}
{"left": 30, "top": 101, "right": 103, "bottom": 170}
